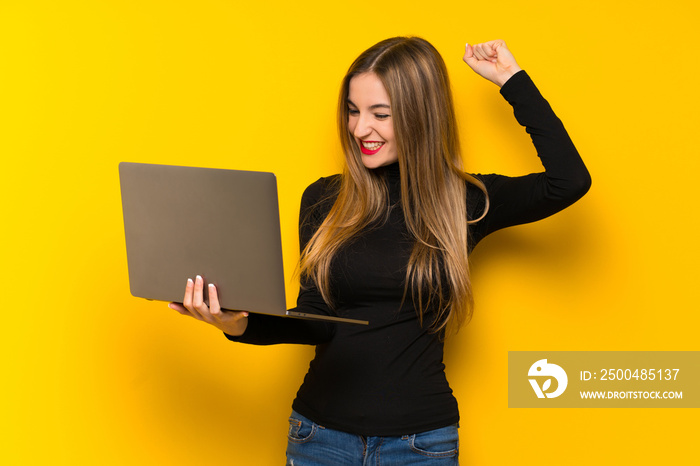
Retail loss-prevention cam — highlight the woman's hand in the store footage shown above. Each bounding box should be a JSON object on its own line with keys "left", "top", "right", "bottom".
{"left": 169, "top": 275, "right": 249, "bottom": 337}
{"left": 463, "top": 40, "right": 522, "bottom": 88}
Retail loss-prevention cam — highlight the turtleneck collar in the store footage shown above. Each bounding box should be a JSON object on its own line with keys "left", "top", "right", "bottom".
{"left": 371, "top": 162, "right": 402, "bottom": 206}
{"left": 374, "top": 161, "right": 401, "bottom": 183}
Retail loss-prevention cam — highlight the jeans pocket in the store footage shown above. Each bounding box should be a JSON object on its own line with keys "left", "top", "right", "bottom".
{"left": 408, "top": 424, "right": 459, "bottom": 458}
{"left": 287, "top": 413, "right": 319, "bottom": 444}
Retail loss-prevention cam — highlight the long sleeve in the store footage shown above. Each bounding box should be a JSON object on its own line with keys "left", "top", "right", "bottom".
{"left": 469, "top": 70, "right": 591, "bottom": 246}
{"left": 224, "top": 178, "right": 339, "bottom": 345}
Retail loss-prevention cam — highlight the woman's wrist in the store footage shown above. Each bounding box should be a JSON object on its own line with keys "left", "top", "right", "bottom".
{"left": 496, "top": 67, "right": 523, "bottom": 88}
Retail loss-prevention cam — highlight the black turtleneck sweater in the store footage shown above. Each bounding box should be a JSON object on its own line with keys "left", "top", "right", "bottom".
{"left": 226, "top": 71, "right": 591, "bottom": 436}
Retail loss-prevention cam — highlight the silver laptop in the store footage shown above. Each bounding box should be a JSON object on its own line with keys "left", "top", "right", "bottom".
{"left": 119, "top": 162, "right": 368, "bottom": 325}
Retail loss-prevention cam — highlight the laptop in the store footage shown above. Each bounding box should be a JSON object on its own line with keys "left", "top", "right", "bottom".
{"left": 119, "top": 162, "right": 368, "bottom": 325}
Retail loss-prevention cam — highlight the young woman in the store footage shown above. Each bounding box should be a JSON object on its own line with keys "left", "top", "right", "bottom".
{"left": 169, "top": 37, "right": 591, "bottom": 465}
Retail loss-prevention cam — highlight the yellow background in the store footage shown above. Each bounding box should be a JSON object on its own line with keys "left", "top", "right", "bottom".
{"left": 2, "top": 0, "right": 698, "bottom": 464}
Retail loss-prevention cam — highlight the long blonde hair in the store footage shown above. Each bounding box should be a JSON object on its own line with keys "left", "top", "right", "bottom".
{"left": 300, "top": 37, "right": 489, "bottom": 334}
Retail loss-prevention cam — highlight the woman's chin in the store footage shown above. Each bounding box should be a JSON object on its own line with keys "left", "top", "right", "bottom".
{"left": 361, "top": 155, "right": 397, "bottom": 170}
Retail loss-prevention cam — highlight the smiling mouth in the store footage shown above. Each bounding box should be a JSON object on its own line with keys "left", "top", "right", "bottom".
{"left": 360, "top": 140, "right": 384, "bottom": 155}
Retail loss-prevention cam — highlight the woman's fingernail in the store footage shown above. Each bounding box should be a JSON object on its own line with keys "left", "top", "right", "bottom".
{"left": 196, "top": 275, "right": 202, "bottom": 282}
{"left": 243, "top": 312, "right": 249, "bottom": 317}
{"left": 208, "top": 284, "right": 215, "bottom": 290}
{"left": 187, "top": 278, "right": 193, "bottom": 285}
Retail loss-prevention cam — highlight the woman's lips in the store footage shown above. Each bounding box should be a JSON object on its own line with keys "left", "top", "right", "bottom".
{"left": 360, "top": 140, "right": 385, "bottom": 155}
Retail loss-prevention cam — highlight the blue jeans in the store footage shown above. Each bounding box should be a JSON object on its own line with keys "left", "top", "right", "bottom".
{"left": 286, "top": 410, "right": 459, "bottom": 465}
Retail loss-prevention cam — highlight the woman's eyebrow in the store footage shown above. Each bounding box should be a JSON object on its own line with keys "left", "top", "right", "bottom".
{"left": 347, "top": 100, "right": 391, "bottom": 110}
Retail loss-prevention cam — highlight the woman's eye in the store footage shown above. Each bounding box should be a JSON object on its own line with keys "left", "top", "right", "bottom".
{"left": 348, "top": 109, "right": 359, "bottom": 115}
{"left": 375, "top": 114, "right": 390, "bottom": 120}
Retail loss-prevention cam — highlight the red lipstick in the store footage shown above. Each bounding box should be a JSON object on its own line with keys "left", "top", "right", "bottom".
{"left": 360, "top": 141, "right": 384, "bottom": 155}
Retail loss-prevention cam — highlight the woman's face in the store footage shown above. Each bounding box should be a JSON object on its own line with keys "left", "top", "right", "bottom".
{"left": 347, "top": 72, "right": 398, "bottom": 169}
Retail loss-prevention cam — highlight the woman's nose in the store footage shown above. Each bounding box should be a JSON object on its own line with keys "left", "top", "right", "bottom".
{"left": 353, "top": 114, "right": 372, "bottom": 139}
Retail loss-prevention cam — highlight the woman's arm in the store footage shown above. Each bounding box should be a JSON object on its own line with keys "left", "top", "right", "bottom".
{"left": 464, "top": 40, "right": 591, "bottom": 242}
